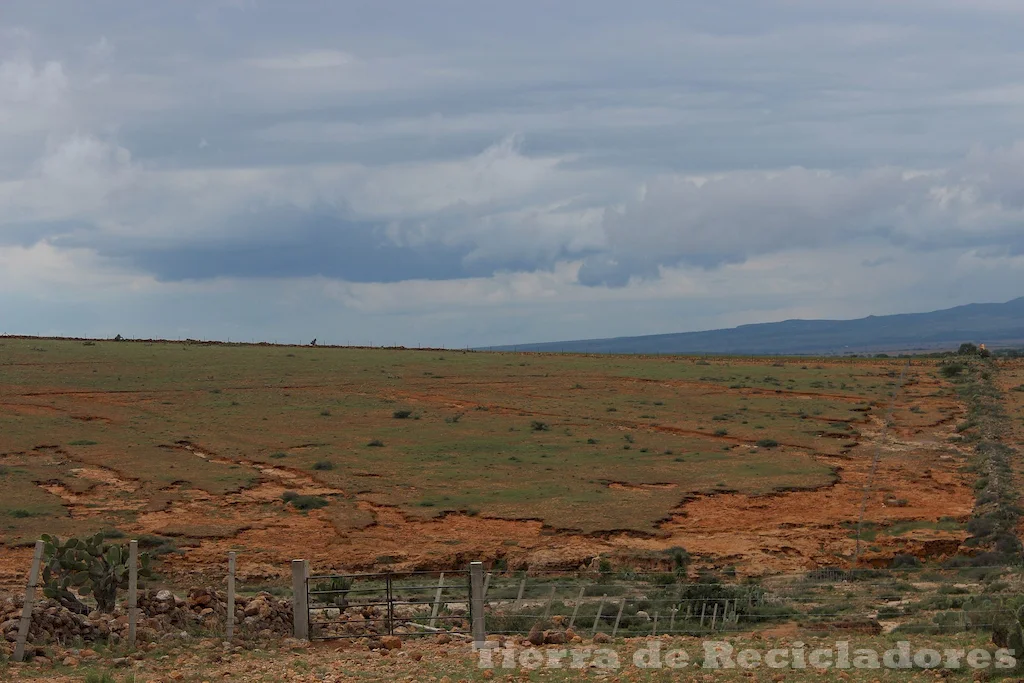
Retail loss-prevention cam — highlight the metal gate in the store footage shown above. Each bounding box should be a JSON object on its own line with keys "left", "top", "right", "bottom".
{"left": 306, "top": 569, "right": 472, "bottom": 640}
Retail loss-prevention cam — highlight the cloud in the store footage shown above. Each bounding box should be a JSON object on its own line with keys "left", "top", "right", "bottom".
{"left": 581, "top": 144, "right": 1024, "bottom": 284}
{"left": 2, "top": 1, "right": 1024, "bottom": 345}
{"left": 0, "top": 58, "right": 66, "bottom": 105}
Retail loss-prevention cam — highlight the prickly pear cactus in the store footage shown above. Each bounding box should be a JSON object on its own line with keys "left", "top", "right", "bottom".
{"left": 40, "top": 533, "right": 152, "bottom": 613}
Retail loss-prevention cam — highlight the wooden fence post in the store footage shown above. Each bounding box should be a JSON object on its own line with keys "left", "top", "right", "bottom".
{"left": 470, "top": 562, "right": 486, "bottom": 648}
{"left": 291, "top": 560, "right": 309, "bottom": 640}
{"left": 482, "top": 572, "right": 491, "bottom": 601}
{"left": 226, "top": 552, "right": 236, "bottom": 641}
{"left": 652, "top": 611, "right": 659, "bottom": 636}
{"left": 13, "top": 540, "right": 44, "bottom": 663}
{"left": 128, "top": 540, "right": 138, "bottom": 649}
{"left": 429, "top": 573, "right": 445, "bottom": 628}
{"left": 711, "top": 603, "right": 719, "bottom": 631}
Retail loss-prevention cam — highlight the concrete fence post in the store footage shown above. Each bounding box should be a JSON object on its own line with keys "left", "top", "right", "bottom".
{"left": 542, "top": 585, "right": 556, "bottom": 619}
{"left": 13, "top": 540, "right": 44, "bottom": 663}
{"left": 591, "top": 595, "right": 607, "bottom": 635}
{"left": 128, "top": 540, "right": 138, "bottom": 649}
{"left": 611, "top": 597, "right": 625, "bottom": 637}
{"left": 568, "top": 585, "right": 585, "bottom": 629}
{"left": 470, "top": 562, "right": 486, "bottom": 648}
{"left": 226, "top": 552, "right": 236, "bottom": 641}
{"left": 513, "top": 578, "right": 526, "bottom": 610}
{"left": 291, "top": 560, "right": 309, "bottom": 640}
{"left": 429, "top": 572, "right": 445, "bottom": 628}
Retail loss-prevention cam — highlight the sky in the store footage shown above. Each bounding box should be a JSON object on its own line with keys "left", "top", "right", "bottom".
{"left": 1, "top": 0, "right": 1023, "bottom": 347}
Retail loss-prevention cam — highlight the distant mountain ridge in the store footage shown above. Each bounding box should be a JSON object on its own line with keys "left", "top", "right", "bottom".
{"left": 485, "top": 297, "right": 1024, "bottom": 355}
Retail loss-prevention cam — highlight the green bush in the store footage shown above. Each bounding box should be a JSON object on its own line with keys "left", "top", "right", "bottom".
{"left": 312, "top": 460, "right": 334, "bottom": 471}
{"left": 940, "top": 363, "right": 965, "bottom": 378}
{"left": 282, "top": 492, "right": 329, "bottom": 510}
{"left": 755, "top": 439, "right": 779, "bottom": 448}
{"left": 393, "top": 410, "right": 413, "bottom": 419}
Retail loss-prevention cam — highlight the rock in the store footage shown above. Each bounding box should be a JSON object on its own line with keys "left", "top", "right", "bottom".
{"left": 543, "top": 630, "right": 566, "bottom": 645}
{"left": 409, "top": 651, "right": 423, "bottom": 662}
{"left": 112, "top": 657, "right": 130, "bottom": 667}
{"left": 526, "top": 624, "right": 545, "bottom": 646}
{"left": 156, "top": 590, "right": 174, "bottom": 602}
{"left": 62, "top": 656, "right": 79, "bottom": 667}
{"left": 34, "top": 656, "right": 51, "bottom": 666}
{"left": 593, "top": 632, "right": 612, "bottom": 644}
{"left": 635, "top": 610, "right": 651, "bottom": 621}
{"left": 435, "top": 633, "right": 451, "bottom": 645}
{"left": 381, "top": 635, "right": 402, "bottom": 650}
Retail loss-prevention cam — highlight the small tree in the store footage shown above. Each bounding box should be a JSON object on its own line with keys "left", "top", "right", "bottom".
{"left": 40, "top": 533, "right": 152, "bottom": 613}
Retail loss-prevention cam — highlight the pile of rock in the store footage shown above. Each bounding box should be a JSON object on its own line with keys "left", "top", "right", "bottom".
{"left": 1, "top": 587, "right": 293, "bottom": 652}
{"left": 179, "top": 588, "right": 292, "bottom": 637}
{"left": 1, "top": 596, "right": 101, "bottom": 646}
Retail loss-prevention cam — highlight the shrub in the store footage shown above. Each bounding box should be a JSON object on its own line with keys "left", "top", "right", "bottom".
{"left": 367, "top": 439, "right": 385, "bottom": 447}
{"left": 890, "top": 553, "right": 921, "bottom": 569}
{"left": 393, "top": 410, "right": 412, "bottom": 419}
{"left": 284, "top": 493, "right": 329, "bottom": 510}
{"left": 665, "top": 546, "right": 691, "bottom": 575}
{"left": 755, "top": 439, "right": 779, "bottom": 448}
{"left": 320, "top": 409, "right": 331, "bottom": 416}
{"left": 312, "top": 460, "right": 335, "bottom": 471}
{"left": 311, "top": 576, "right": 351, "bottom": 607}
{"left": 940, "top": 363, "right": 965, "bottom": 378}
{"left": 270, "top": 452, "right": 287, "bottom": 459}
{"left": 587, "top": 438, "right": 598, "bottom": 444}
{"left": 530, "top": 421, "right": 549, "bottom": 432}
{"left": 714, "top": 429, "right": 728, "bottom": 437}
{"left": 68, "top": 439, "right": 98, "bottom": 446}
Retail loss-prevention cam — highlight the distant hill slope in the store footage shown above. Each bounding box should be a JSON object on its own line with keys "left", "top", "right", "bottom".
{"left": 485, "top": 297, "right": 1024, "bottom": 355}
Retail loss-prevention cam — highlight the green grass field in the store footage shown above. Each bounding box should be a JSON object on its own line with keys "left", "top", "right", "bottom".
{"left": 0, "top": 337, "right": 929, "bottom": 553}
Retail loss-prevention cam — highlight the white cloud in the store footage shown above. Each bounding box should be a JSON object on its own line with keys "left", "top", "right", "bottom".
{"left": 0, "top": 58, "right": 66, "bottom": 105}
